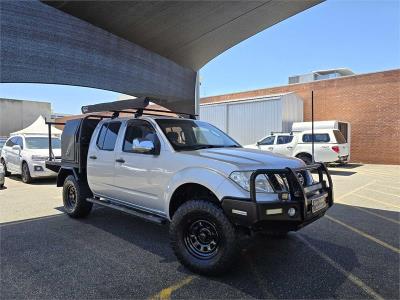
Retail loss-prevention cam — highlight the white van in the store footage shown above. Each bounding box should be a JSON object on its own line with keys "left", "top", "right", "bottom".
{"left": 246, "top": 129, "right": 350, "bottom": 164}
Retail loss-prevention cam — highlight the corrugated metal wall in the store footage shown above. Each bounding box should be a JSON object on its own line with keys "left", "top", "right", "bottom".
{"left": 200, "top": 93, "right": 303, "bottom": 145}
{"left": 227, "top": 98, "right": 282, "bottom": 145}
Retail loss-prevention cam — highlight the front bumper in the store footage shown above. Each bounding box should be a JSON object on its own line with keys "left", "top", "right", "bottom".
{"left": 221, "top": 163, "right": 333, "bottom": 231}
{"left": 29, "top": 161, "right": 57, "bottom": 178}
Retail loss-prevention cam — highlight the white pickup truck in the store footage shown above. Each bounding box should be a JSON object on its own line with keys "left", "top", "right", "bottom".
{"left": 45, "top": 100, "right": 333, "bottom": 275}
{"left": 246, "top": 129, "right": 350, "bottom": 165}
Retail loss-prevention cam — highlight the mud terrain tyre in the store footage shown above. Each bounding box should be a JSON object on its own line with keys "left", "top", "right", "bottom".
{"left": 63, "top": 175, "right": 93, "bottom": 218}
{"left": 170, "top": 199, "right": 238, "bottom": 276}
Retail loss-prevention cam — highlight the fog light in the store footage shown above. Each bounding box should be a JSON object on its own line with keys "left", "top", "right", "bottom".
{"left": 288, "top": 207, "right": 296, "bottom": 217}
{"left": 34, "top": 166, "right": 43, "bottom": 171}
{"left": 281, "top": 192, "right": 289, "bottom": 201}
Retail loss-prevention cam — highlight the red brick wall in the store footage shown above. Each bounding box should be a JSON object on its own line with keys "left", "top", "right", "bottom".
{"left": 201, "top": 69, "right": 400, "bottom": 164}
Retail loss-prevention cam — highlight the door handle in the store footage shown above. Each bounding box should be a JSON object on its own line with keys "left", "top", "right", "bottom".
{"left": 89, "top": 155, "right": 97, "bottom": 160}
{"left": 287, "top": 146, "right": 293, "bottom": 150}
{"left": 115, "top": 158, "right": 125, "bottom": 163}
{"left": 268, "top": 147, "right": 273, "bottom": 151}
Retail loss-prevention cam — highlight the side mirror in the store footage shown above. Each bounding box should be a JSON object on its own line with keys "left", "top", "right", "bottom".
{"left": 132, "top": 139, "right": 155, "bottom": 154}
{"left": 12, "top": 145, "right": 21, "bottom": 152}
{"left": 256, "top": 141, "right": 261, "bottom": 146}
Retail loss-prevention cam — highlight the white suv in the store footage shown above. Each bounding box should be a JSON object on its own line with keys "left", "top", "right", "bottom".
{"left": 246, "top": 129, "right": 349, "bottom": 164}
{"left": 1, "top": 134, "right": 61, "bottom": 183}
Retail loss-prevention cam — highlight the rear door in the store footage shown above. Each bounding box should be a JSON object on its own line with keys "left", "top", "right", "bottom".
{"left": 87, "top": 121, "right": 121, "bottom": 198}
{"left": 272, "top": 135, "right": 296, "bottom": 157}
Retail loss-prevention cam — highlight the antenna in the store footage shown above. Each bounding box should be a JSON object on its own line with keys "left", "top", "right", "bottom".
{"left": 311, "top": 90, "right": 315, "bottom": 163}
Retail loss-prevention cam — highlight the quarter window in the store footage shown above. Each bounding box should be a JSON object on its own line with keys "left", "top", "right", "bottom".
{"left": 302, "top": 134, "right": 330, "bottom": 143}
{"left": 96, "top": 122, "right": 121, "bottom": 151}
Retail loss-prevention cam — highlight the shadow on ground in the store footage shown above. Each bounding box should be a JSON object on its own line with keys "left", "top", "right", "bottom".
{"left": 1, "top": 203, "right": 398, "bottom": 299}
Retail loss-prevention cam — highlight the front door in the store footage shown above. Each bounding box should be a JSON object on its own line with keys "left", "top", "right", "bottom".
{"left": 257, "top": 136, "right": 275, "bottom": 152}
{"left": 113, "top": 119, "right": 166, "bottom": 214}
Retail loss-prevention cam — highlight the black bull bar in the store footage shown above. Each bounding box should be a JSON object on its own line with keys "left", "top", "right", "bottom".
{"left": 249, "top": 163, "right": 333, "bottom": 220}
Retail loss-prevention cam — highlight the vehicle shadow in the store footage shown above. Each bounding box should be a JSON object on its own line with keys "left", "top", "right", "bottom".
{"left": 327, "top": 169, "right": 357, "bottom": 176}
{"left": 6, "top": 175, "right": 56, "bottom": 185}
{"left": 3, "top": 203, "right": 395, "bottom": 299}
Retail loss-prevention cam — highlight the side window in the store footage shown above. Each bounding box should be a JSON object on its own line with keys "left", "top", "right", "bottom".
{"left": 123, "top": 120, "right": 159, "bottom": 154}
{"left": 302, "top": 134, "right": 330, "bottom": 143}
{"left": 6, "top": 138, "right": 15, "bottom": 147}
{"left": 277, "top": 136, "right": 294, "bottom": 145}
{"left": 15, "top": 137, "right": 24, "bottom": 149}
{"left": 259, "top": 136, "right": 275, "bottom": 145}
{"left": 96, "top": 122, "right": 121, "bottom": 151}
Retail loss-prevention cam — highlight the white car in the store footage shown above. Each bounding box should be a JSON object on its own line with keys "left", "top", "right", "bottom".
{"left": 0, "top": 163, "right": 5, "bottom": 188}
{"left": 1, "top": 134, "right": 61, "bottom": 183}
{"left": 246, "top": 129, "right": 350, "bottom": 164}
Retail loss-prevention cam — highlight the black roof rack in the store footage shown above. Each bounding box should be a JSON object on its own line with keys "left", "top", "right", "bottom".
{"left": 81, "top": 97, "right": 197, "bottom": 119}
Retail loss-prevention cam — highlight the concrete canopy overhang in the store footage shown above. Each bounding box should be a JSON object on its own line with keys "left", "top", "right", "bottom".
{"left": 1, "top": 0, "right": 322, "bottom": 114}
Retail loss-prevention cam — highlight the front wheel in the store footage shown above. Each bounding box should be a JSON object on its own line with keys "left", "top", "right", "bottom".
{"left": 170, "top": 200, "right": 238, "bottom": 276}
{"left": 63, "top": 175, "right": 93, "bottom": 218}
{"left": 1, "top": 159, "right": 11, "bottom": 177}
{"left": 21, "top": 162, "right": 32, "bottom": 184}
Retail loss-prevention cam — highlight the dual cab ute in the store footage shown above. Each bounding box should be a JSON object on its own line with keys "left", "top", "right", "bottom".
{"left": 46, "top": 99, "right": 333, "bottom": 275}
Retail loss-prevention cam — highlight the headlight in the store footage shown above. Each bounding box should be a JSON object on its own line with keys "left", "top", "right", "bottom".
{"left": 229, "top": 171, "right": 275, "bottom": 193}
{"left": 31, "top": 155, "right": 47, "bottom": 161}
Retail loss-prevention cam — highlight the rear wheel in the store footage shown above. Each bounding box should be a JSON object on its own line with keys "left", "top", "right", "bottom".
{"left": 21, "top": 162, "right": 32, "bottom": 184}
{"left": 170, "top": 199, "right": 238, "bottom": 275}
{"left": 63, "top": 175, "right": 93, "bottom": 218}
{"left": 1, "top": 159, "right": 11, "bottom": 177}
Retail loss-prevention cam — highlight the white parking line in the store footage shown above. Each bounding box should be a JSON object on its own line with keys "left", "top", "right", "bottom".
{"left": 297, "top": 234, "right": 384, "bottom": 300}
{"left": 335, "top": 180, "right": 376, "bottom": 201}
{"left": 326, "top": 215, "right": 400, "bottom": 254}
{"left": 353, "top": 194, "right": 400, "bottom": 209}
{"left": 351, "top": 206, "right": 400, "bottom": 225}
{"left": 364, "top": 188, "right": 400, "bottom": 198}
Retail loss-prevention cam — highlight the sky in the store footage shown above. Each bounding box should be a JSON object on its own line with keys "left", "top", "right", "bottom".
{"left": 0, "top": 0, "right": 399, "bottom": 114}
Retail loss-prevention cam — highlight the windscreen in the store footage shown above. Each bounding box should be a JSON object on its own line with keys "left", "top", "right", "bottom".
{"left": 25, "top": 137, "right": 61, "bottom": 149}
{"left": 333, "top": 130, "right": 347, "bottom": 144}
{"left": 156, "top": 119, "right": 240, "bottom": 151}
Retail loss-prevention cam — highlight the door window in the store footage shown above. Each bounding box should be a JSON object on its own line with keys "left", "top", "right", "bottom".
{"left": 259, "top": 136, "right": 275, "bottom": 145}
{"left": 14, "top": 137, "right": 24, "bottom": 149}
{"left": 276, "top": 136, "right": 294, "bottom": 144}
{"left": 123, "top": 120, "right": 160, "bottom": 154}
{"left": 96, "top": 122, "right": 121, "bottom": 151}
{"left": 6, "top": 137, "right": 16, "bottom": 147}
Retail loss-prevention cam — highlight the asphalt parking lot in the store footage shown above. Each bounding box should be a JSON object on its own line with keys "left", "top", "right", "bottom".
{"left": 1, "top": 164, "right": 399, "bottom": 299}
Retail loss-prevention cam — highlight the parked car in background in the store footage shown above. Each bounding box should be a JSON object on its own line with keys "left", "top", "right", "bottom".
{"left": 0, "top": 163, "right": 5, "bottom": 188}
{"left": 0, "top": 137, "right": 7, "bottom": 152}
{"left": 0, "top": 134, "right": 61, "bottom": 183}
{"left": 246, "top": 129, "right": 349, "bottom": 165}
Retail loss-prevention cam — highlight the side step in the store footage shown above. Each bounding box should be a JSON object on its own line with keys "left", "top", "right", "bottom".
{"left": 86, "top": 197, "right": 167, "bottom": 225}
